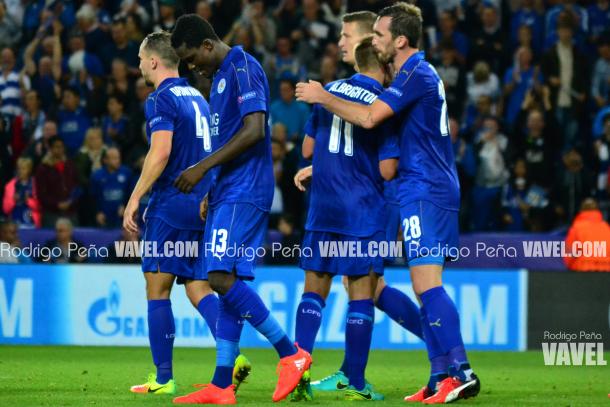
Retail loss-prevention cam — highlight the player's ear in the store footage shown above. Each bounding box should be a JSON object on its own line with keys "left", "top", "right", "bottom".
{"left": 202, "top": 39, "right": 214, "bottom": 52}
{"left": 395, "top": 35, "right": 408, "bottom": 50}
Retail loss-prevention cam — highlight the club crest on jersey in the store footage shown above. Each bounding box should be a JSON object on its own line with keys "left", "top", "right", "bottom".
{"left": 217, "top": 78, "right": 226, "bottom": 94}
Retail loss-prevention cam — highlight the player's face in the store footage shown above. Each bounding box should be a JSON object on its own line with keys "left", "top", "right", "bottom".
{"left": 175, "top": 42, "right": 216, "bottom": 79}
{"left": 373, "top": 16, "right": 396, "bottom": 65}
{"left": 339, "top": 22, "right": 366, "bottom": 65}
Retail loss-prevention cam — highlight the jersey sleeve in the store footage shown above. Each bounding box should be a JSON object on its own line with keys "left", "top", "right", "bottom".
{"left": 146, "top": 91, "right": 177, "bottom": 134}
{"left": 378, "top": 120, "right": 400, "bottom": 161}
{"left": 377, "top": 68, "right": 427, "bottom": 114}
{"left": 304, "top": 104, "right": 320, "bottom": 139}
{"left": 233, "top": 56, "right": 268, "bottom": 118}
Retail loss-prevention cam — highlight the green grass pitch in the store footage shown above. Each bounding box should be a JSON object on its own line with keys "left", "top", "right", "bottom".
{"left": 1, "top": 346, "right": 608, "bottom": 406}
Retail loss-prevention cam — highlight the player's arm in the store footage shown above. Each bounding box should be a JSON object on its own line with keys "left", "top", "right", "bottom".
{"left": 123, "top": 131, "right": 172, "bottom": 232}
{"left": 302, "top": 135, "right": 314, "bottom": 160}
{"left": 174, "top": 112, "right": 265, "bottom": 193}
{"left": 296, "top": 80, "right": 394, "bottom": 129}
{"left": 379, "top": 159, "right": 398, "bottom": 181}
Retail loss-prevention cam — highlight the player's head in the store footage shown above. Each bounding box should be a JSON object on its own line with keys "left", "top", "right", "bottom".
{"left": 354, "top": 36, "right": 382, "bottom": 74}
{"left": 373, "top": 2, "right": 422, "bottom": 64}
{"left": 339, "top": 11, "right": 376, "bottom": 65}
{"left": 171, "top": 14, "right": 221, "bottom": 78}
{"left": 138, "top": 31, "right": 180, "bottom": 87}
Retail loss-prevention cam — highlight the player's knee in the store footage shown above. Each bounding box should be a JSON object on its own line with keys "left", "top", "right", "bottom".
{"left": 207, "top": 272, "right": 234, "bottom": 295}
{"left": 373, "top": 278, "right": 387, "bottom": 304}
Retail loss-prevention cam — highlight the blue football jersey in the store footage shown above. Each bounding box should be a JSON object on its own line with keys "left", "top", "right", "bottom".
{"left": 208, "top": 46, "right": 274, "bottom": 211}
{"left": 305, "top": 74, "right": 399, "bottom": 237}
{"left": 144, "top": 77, "right": 213, "bottom": 230}
{"left": 378, "top": 51, "right": 460, "bottom": 211}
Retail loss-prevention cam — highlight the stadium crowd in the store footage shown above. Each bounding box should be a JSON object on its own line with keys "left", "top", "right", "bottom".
{"left": 0, "top": 0, "right": 609, "bottom": 262}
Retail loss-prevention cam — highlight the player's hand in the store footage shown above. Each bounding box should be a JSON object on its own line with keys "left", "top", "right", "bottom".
{"left": 296, "top": 80, "right": 324, "bottom": 104}
{"left": 174, "top": 163, "right": 206, "bottom": 193}
{"left": 123, "top": 198, "right": 140, "bottom": 234}
{"left": 199, "top": 195, "right": 209, "bottom": 221}
{"left": 294, "top": 166, "right": 313, "bottom": 192}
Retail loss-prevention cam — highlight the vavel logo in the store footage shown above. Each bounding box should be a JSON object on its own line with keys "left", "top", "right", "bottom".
{"left": 87, "top": 281, "right": 147, "bottom": 337}
{"left": 542, "top": 331, "right": 607, "bottom": 366}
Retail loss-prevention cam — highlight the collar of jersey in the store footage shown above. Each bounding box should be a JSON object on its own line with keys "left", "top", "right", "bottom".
{"left": 155, "top": 76, "right": 185, "bottom": 93}
{"left": 351, "top": 73, "right": 383, "bottom": 92}
{"left": 399, "top": 51, "right": 425, "bottom": 76}
{"left": 217, "top": 46, "right": 244, "bottom": 74}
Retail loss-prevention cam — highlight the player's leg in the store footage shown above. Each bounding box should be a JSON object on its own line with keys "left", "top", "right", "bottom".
{"left": 184, "top": 279, "right": 219, "bottom": 339}
{"left": 374, "top": 276, "right": 423, "bottom": 340}
{"left": 131, "top": 270, "right": 177, "bottom": 394}
{"left": 402, "top": 201, "right": 479, "bottom": 403}
{"left": 343, "top": 273, "right": 383, "bottom": 401}
{"left": 295, "top": 271, "right": 332, "bottom": 354}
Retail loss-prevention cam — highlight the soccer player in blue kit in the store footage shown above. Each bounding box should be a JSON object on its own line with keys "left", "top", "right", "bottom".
{"left": 123, "top": 32, "right": 224, "bottom": 396}
{"left": 296, "top": 3, "right": 481, "bottom": 404}
{"left": 291, "top": 37, "right": 398, "bottom": 402}
{"left": 294, "top": 10, "right": 425, "bottom": 396}
{"left": 169, "top": 14, "right": 312, "bottom": 404}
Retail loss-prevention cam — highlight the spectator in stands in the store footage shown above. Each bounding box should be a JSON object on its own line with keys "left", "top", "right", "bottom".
{"left": 21, "top": 19, "right": 62, "bottom": 114}
{"left": 64, "top": 30, "right": 104, "bottom": 83}
{"left": 435, "top": 10, "right": 468, "bottom": 65}
{"left": 554, "top": 148, "right": 595, "bottom": 224}
{"left": 587, "top": 0, "right": 610, "bottom": 44}
{"left": 74, "top": 127, "right": 106, "bottom": 187}
{"left": 319, "top": 55, "right": 338, "bottom": 85}
{"left": 510, "top": 0, "right": 544, "bottom": 56}
{"left": 2, "top": 157, "right": 41, "bottom": 227}
{"left": 0, "top": 0, "right": 20, "bottom": 49}
{"left": 515, "top": 108, "right": 555, "bottom": 188}
{"left": 265, "top": 37, "right": 307, "bottom": 97}
{"left": 592, "top": 37, "right": 610, "bottom": 109}
{"left": 26, "top": 120, "right": 57, "bottom": 168}
{"left": 0, "top": 220, "right": 31, "bottom": 263}
{"left": 271, "top": 80, "right": 310, "bottom": 143}
{"left": 545, "top": 0, "right": 588, "bottom": 42}
{"left": 0, "top": 47, "right": 24, "bottom": 116}
{"left": 564, "top": 198, "right": 610, "bottom": 271}
{"left": 57, "top": 86, "right": 92, "bottom": 157}
{"left": 466, "top": 61, "right": 500, "bottom": 109}
{"left": 105, "top": 227, "right": 140, "bottom": 264}
{"left": 503, "top": 47, "right": 542, "bottom": 130}
{"left": 106, "top": 58, "right": 135, "bottom": 105}
{"left": 124, "top": 12, "right": 145, "bottom": 43}
{"left": 35, "top": 136, "right": 80, "bottom": 228}
{"left": 103, "top": 17, "right": 139, "bottom": 74}
{"left": 76, "top": 3, "right": 109, "bottom": 60}
{"left": 271, "top": 127, "right": 288, "bottom": 219}
{"left": 40, "top": 217, "right": 86, "bottom": 263}
{"left": 293, "top": 0, "right": 336, "bottom": 74}
{"left": 90, "top": 147, "right": 132, "bottom": 228}
{"left": 436, "top": 40, "right": 466, "bottom": 117}
{"left": 11, "top": 91, "right": 46, "bottom": 161}
{"left": 472, "top": 116, "right": 510, "bottom": 230}
{"left": 501, "top": 158, "right": 550, "bottom": 231}
{"left": 231, "top": 0, "right": 276, "bottom": 51}
{"left": 274, "top": 0, "right": 300, "bottom": 38}
{"left": 542, "top": 19, "right": 588, "bottom": 150}
{"left": 154, "top": 0, "right": 177, "bottom": 32}
{"left": 470, "top": 5, "right": 505, "bottom": 73}
{"left": 102, "top": 94, "right": 128, "bottom": 147}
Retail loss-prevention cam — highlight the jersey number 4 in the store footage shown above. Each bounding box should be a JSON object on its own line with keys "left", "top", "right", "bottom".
{"left": 192, "top": 101, "right": 212, "bottom": 152}
{"left": 329, "top": 115, "right": 353, "bottom": 156}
